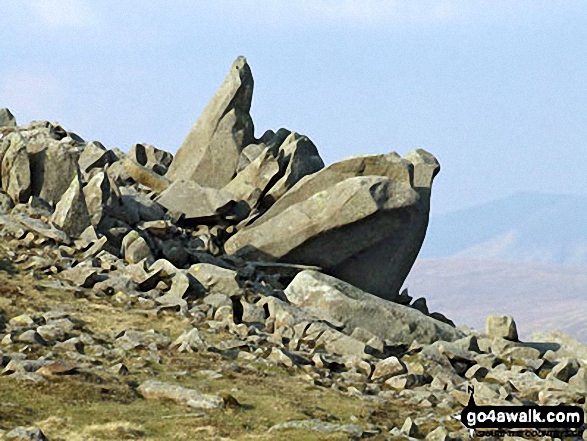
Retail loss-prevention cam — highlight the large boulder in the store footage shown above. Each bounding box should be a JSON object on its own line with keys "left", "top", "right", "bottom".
{"left": 165, "top": 56, "right": 255, "bottom": 188}
{"left": 30, "top": 140, "right": 81, "bottom": 206}
{"left": 227, "top": 150, "right": 438, "bottom": 299}
{"left": 284, "top": 271, "right": 463, "bottom": 345}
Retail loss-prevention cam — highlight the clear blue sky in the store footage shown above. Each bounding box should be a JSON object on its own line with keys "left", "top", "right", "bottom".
{"left": 2, "top": 1, "right": 586, "bottom": 214}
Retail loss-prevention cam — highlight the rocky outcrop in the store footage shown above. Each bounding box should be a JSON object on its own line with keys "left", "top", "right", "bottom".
{"left": 284, "top": 271, "right": 463, "bottom": 345}
{"left": 165, "top": 56, "right": 255, "bottom": 188}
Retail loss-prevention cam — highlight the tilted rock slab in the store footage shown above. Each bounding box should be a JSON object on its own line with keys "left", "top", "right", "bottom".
{"left": 166, "top": 56, "right": 255, "bottom": 188}
{"left": 137, "top": 380, "right": 224, "bottom": 410}
{"left": 284, "top": 271, "right": 463, "bottom": 345}
{"left": 227, "top": 150, "right": 439, "bottom": 299}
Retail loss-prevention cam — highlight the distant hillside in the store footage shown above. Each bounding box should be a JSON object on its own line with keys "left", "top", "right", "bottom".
{"left": 421, "top": 192, "right": 587, "bottom": 264}
{"left": 403, "top": 258, "right": 587, "bottom": 342}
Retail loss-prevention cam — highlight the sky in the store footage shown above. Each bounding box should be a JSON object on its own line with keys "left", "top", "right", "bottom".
{"left": 1, "top": 0, "right": 586, "bottom": 214}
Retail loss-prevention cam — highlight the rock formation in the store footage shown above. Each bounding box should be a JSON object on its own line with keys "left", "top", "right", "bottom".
{"left": 1, "top": 58, "right": 584, "bottom": 439}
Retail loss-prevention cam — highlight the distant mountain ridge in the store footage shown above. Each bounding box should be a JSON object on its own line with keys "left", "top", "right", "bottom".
{"left": 421, "top": 192, "right": 587, "bottom": 264}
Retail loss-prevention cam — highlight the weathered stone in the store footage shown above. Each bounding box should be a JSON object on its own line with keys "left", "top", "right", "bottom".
{"left": 187, "top": 263, "right": 241, "bottom": 297}
{"left": 36, "top": 319, "right": 75, "bottom": 342}
{"left": 130, "top": 143, "right": 172, "bottom": 175}
{"left": 401, "top": 417, "right": 419, "bottom": 437}
{"left": 425, "top": 426, "right": 450, "bottom": 441}
{"left": 486, "top": 315, "right": 518, "bottom": 341}
{"left": 2, "top": 141, "right": 31, "bottom": 203}
{"left": 0, "top": 191, "right": 14, "bottom": 213}
{"left": 78, "top": 141, "right": 116, "bottom": 174}
{"left": 171, "top": 328, "right": 208, "bottom": 353}
{"left": 156, "top": 180, "right": 239, "bottom": 223}
{"left": 226, "top": 174, "right": 425, "bottom": 300}
{"left": 123, "top": 157, "right": 171, "bottom": 193}
{"left": 284, "top": 271, "right": 462, "bottom": 345}
{"left": 30, "top": 141, "right": 80, "bottom": 205}
{"left": 371, "top": 356, "right": 406, "bottom": 382}
{"left": 547, "top": 358, "right": 580, "bottom": 382}
{"left": 121, "top": 231, "right": 153, "bottom": 265}
{"left": 385, "top": 373, "right": 426, "bottom": 390}
{"left": 0, "top": 108, "right": 17, "bottom": 128}
{"left": 51, "top": 172, "right": 92, "bottom": 237}
{"left": 259, "top": 132, "right": 324, "bottom": 208}
{"left": 159, "top": 239, "right": 188, "bottom": 268}
{"left": 138, "top": 380, "right": 224, "bottom": 409}
{"left": 166, "top": 56, "right": 255, "bottom": 188}
{"left": 115, "top": 329, "right": 170, "bottom": 351}
{"left": 84, "top": 171, "right": 121, "bottom": 227}
{"left": 5, "top": 426, "right": 47, "bottom": 441}
{"left": 60, "top": 266, "right": 103, "bottom": 288}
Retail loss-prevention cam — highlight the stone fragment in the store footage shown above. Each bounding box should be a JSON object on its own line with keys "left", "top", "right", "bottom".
{"left": 0, "top": 108, "right": 17, "bottom": 128}
{"left": 171, "top": 328, "right": 208, "bottom": 353}
{"left": 78, "top": 141, "right": 116, "bottom": 174}
{"left": 121, "top": 231, "right": 153, "bottom": 265}
{"left": 129, "top": 143, "right": 172, "bottom": 175}
{"left": 547, "top": 358, "right": 580, "bottom": 382}
{"left": 401, "top": 417, "right": 419, "bottom": 437}
{"left": 0, "top": 191, "right": 14, "bottom": 213}
{"left": 123, "top": 157, "right": 171, "bottom": 193}
{"left": 51, "top": 172, "right": 91, "bottom": 237}
{"left": 187, "top": 263, "right": 241, "bottom": 297}
{"left": 486, "top": 315, "right": 518, "bottom": 341}
{"left": 2, "top": 141, "right": 31, "bottom": 203}
{"left": 425, "top": 426, "right": 450, "bottom": 441}
{"left": 60, "top": 266, "right": 103, "bottom": 288}
{"left": 166, "top": 56, "right": 255, "bottom": 188}
{"left": 6, "top": 426, "right": 47, "bottom": 441}
{"left": 285, "top": 271, "right": 462, "bottom": 345}
{"left": 84, "top": 171, "right": 121, "bottom": 227}
{"left": 371, "top": 356, "right": 406, "bottom": 382}
{"left": 137, "top": 380, "right": 224, "bottom": 409}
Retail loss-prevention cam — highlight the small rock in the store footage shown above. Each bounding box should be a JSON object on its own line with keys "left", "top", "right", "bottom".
{"left": 137, "top": 380, "right": 224, "bottom": 409}
{"left": 371, "top": 356, "right": 406, "bottom": 382}
{"left": 268, "top": 419, "right": 364, "bottom": 437}
{"left": 171, "top": 328, "right": 208, "bottom": 353}
{"left": 6, "top": 426, "right": 47, "bottom": 441}
{"left": 547, "top": 358, "right": 580, "bottom": 382}
{"left": 486, "top": 315, "right": 518, "bottom": 341}
{"left": 401, "top": 416, "right": 419, "bottom": 437}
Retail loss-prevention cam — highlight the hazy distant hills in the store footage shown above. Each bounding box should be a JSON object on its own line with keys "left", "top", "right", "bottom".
{"left": 421, "top": 192, "right": 587, "bottom": 264}
{"left": 405, "top": 192, "right": 587, "bottom": 342}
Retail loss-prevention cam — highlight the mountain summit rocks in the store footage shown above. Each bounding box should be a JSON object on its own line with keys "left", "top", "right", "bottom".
{"left": 0, "top": 57, "right": 444, "bottom": 324}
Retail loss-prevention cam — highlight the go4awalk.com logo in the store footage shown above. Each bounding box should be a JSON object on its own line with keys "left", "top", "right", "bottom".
{"left": 455, "top": 386, "right": 585, "bottom": 438}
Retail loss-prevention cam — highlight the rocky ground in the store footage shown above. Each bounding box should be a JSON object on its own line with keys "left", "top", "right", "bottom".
{"left": 1, "top": 58, "right": 587, "bottom": 440}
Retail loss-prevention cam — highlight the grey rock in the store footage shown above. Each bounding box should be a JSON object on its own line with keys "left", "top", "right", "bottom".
{"left": 130, "top": 143, "right": 173, "bottom": 175}
{"left": 6, "top": 426, "right": 47, "bottom": 441}
{"left": 137, "top": 380, "right": 224, "bottom": 409}
{"left": 0, "top": 108, "right": 17, "bottom": 128}
{"left": 2, "top": 139, "right": 31, "bottom": 203}
{"left": 84, "top": 171, "right": 121, "bottom": 227}
{"left": 259, "top": 132, "right": 324, "bottom": 208}
{"left": 60, "top": 266, "right": 103, "bottom": 288}
{"left": 30, "top": 141, "right": 80, "bottom": 205}
{"left": 371, "top": 356, "right": 407, "bottom": 382}
{"left": 226, "top": 174, "right": 424, "bottom": 301}
{"left": 51, "top": 172, "right": 92, "bottom": 237}
{"left": 159, "top": 239, "right": 188, "bottom": 268}
{"left": 0, "top": 191, "right": 14, "bottom": 213}
{"left": 156, "top": 179, "right": 238, "bottom": 223}
{"left": 171, "top": 328, "right": 208, "bottom": 353}
{"left": 166, "top": 56, "right": 254, "bottom": 188}
{"left": 401, "top": 417, "right": 419, "bottom": 437}
{"left": 115, "top": 329, "right": 170, "bottom": 351}
{"left": 425, "top": 426, "right": 450, "bottom": 441}
{"left": 187, "top": 263, "right": 241, "bottom": 297}
{"left": 121, "top": 231, "right": 153, "bottom": 265}
{"left": 123, "top": 157, "right": 171, "bottom": 193}
{"left": 12, "top": 214, "right": 71, "bottom": 243}
{"left": 547, "top": 358, "right": 580, "bottom": 382}
{"left": 284, "top": 271, "right": 462, "bottom": 345}
{"left": 78, "top": 141, "right": 116, "bottom": 174}
{"left": 486, "top": 315, "right": 518, "bottom": 341}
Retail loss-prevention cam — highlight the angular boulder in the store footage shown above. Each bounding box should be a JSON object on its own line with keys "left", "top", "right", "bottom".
{"left": 83, "top": 171, "right": 122, "bottom": 227}
{"left": 227, "top": 150, "right": 439, "bottom": 299}
{"left": 166, "top": 56, "right": 254, "bottom": 188}
{"left": 2, "top": 142, "right": 32, "bottom": 204}
{"left": 284, "top": 271, "right": 463, "bottom": 345}
{"left": 0, "top": 108, "right": 17, "bottom": 128}
{"left": 129, "top": 143, "right": 173, "bottom": 175}
{"left": 51, "top": 172, "right": 92, "bottom": 237}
